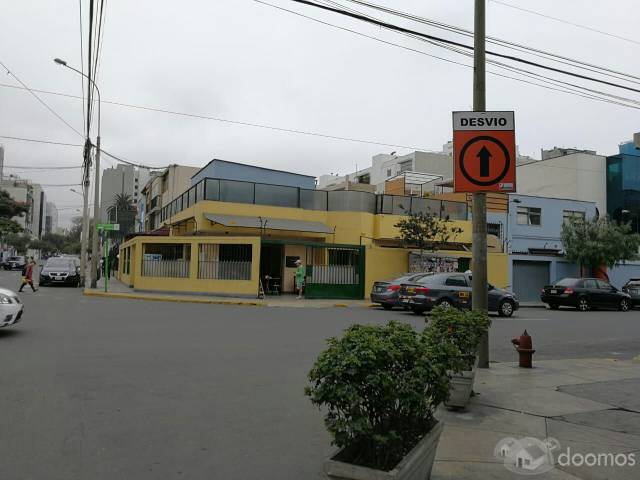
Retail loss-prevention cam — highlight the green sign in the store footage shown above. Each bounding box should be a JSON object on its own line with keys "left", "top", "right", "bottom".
{"left": 96, "top": 223, "right": 120, "bottom": 231}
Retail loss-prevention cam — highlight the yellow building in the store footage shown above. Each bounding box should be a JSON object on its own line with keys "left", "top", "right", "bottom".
{"left": 118, "top": 177, "right": 508, "bottom": 299}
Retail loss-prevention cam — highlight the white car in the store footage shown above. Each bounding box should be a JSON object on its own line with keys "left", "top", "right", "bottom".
{"left": 0, "top": 287, "right": 23, "bottom": 328}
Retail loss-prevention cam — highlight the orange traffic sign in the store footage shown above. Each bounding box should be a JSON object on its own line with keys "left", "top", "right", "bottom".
{"left": 453, "top": 111, "right": 516, "bottom": 193}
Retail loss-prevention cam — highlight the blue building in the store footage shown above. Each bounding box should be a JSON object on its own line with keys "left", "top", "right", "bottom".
{"left": 488, "top": 194, "right": 597, "bottom": 302}
{"left": 607, "top": 141, "right": 640, "bottom": 232}
{"left": 190, "top": 159, "right": 316, "bottom": 189}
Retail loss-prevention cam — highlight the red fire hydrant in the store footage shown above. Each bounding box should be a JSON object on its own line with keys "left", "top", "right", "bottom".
{"left": 511, "top": 330, "right": 535, "bottom": 368}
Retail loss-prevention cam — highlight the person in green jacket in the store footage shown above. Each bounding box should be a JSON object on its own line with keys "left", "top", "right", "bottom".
{"left": 294, "top": 259, "right": 305, "bottom": 299}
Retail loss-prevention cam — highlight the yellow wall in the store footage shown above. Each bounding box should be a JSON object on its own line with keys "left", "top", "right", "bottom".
{"left": 119, "top": 235, "right": 260, "bottom": 296}
{"left": 119, "top": 199, "right": 509, "bottom": 298}
{"left": 170, "top": 200, "right": 472, "bottom": 246}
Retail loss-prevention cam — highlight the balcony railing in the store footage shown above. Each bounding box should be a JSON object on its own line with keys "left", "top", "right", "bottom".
{"left": 158, "top": 178, "right": 468, "bottom": 224}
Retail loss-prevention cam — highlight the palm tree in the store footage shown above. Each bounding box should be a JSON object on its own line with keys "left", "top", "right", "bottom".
{"left": 108, "top": 193, "right": 136, "bottom": 235}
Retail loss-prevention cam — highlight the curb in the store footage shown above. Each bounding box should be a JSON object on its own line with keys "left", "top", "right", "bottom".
{"left": 83, "top": 289, "right": 265, "bottom": 307}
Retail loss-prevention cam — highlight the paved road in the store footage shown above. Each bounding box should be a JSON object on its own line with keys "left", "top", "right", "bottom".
{"left": 1, "top": 269, "right": 639, "bottom": 479}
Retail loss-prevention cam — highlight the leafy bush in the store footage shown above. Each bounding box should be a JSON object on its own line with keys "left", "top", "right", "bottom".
{"left": 305, "top": 321, "right": 456, "bottom": 471}
{"left": 424, "top": 306, "right": 491, "bottom": 370}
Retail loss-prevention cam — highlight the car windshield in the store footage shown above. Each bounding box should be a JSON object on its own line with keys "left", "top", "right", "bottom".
{"left": 45, "top": 259, "right": 74, "bottom": 269}
{"left": 555, "top": 278, "right": 579, "bottom": 287}
{"left": 8, "top": 257, "right": 22, "bottom": 261}
{"left": 627, "top": 280, "right": 640, "bottom": 286}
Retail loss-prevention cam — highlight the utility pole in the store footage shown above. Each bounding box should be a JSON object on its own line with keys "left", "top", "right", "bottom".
{"left": 79, "top": 139, "right": 91, "bottom": 287}
{"left": 90, "top": 135, "right": 101, "bottom": 288}
{"left": 473, "top": 0, "right": 489, "bottom": 368}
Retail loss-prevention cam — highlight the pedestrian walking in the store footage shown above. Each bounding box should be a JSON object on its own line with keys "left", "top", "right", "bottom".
{"left": 18, "top": 257, "right": 37, "bottom": 293}
{"left": 294, "top": 259, "right": 305, "bottom": 299}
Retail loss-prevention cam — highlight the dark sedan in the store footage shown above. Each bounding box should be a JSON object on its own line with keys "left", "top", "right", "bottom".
{"left": 541, "top": 277, "right": 631, "bottom": 312}
{"left": 622, "top": 279, "right": 640, "bottom": 307}
{"left": 398, "top": 272, "right": 519, "bottom": 317}
{"left": 371, "top": 273, "right": 433, "bottom": 310}
{"left": 3, "top": 256, "right": 26, "bottom": 271}
{"left": 39, "top": 257, "right": 81, "bottom": 287}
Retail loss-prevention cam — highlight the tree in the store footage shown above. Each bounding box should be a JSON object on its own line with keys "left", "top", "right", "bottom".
{"left": 562, "top": 217, "right": 640, "bottom": 277}
{"left": 108, "top": 193, "right": 136, "bottom": 237}
{"left": 0, "top": 189, "right": 28, "bottom": 235}
{"left": 4, "top": 233, "right": 30, "bottom": 255}
{"left": 395, "top": 210, "right": 463, "bottom": 271}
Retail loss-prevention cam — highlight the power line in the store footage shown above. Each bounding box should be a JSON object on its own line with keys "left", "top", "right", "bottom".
{"left": 0, "top": 60, "right": 84, "bottom": 137}
{"left": 339, "top": 0, "right": 640, "bottom": 84}
{"left": 256, "top": 1, "right": 640, "bottom": 110}
{"left": 288, "top": 0, "right": 640, "bottom": 94}
{"left": 78, "top": 0, "right": 86, "bottom": 128}
{"left": 0, "top": 83, "right": 434, "bottom": 151}
{"left": 489, "top": 0, "right": 640, "bottom": 46}
{"left": 3, "top": 165, "right": 82, "bottom": 170}
{"left": 0, "top": 134, "right": 83, "bottom": 147}
{"left": 39, "top": 183, "right": 83, "bottom": 187}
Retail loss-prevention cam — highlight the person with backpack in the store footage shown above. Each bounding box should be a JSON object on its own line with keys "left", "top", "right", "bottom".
{"left": 18, "top": 257, "right": 37, "bottom": 293}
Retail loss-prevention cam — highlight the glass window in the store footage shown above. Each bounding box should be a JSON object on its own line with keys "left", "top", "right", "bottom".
{"left": 596, "top": 280, "right": 613, "bottom": 290}
{"left": 442, "top": 200, "right": 468, "bottom": 220}
{"left": 219, "top": 179, "right": 255, "bottom": 204}
{"left": 392, "top": 196, "right": 410, "bottom": 214}
{"left": 188, "top": 187, "right": 196, "bottom": 206}
{"left": 445, "top": 275, "right": 468, "bottom": 287}
{"left": 386, "top": 169, "right": 392, "bottom": 177}
{"left": 563, "top": 210, "right": 585, "bottom": 224}
{"left": 300, "top": 189, "right": 327, "bottom": 210}
{"left": 583, "top": 279, "right": 598, "bottom": 289}
{"left": 182, "top": 192, "right": 189, "bottom": 209}
{"left": 328, "top": 191, "right": 376, "bottom": 213}
{"left": 195, "top": 181, "right": 204, "bottom": 202}
{"left": 205, "top": 178, "right": 220, "bottom": 201}
{"left": 379, "top": 195, "right": 393, "bottom": 214}
{"left": 555, "top": 278, "right": 580, "bottom": 287}
{"left": 399, "top": 160, "right": 412, "bottom": 173}
{"left": 517, "top": 206, "right": 542, "bottom": 226}
{"left": 255, "top": 183, "right": 298, "bottom": 208}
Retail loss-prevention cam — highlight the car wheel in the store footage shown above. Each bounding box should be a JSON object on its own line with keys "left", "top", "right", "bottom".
{"left": 577, "top": 296, "right": 590, "bottom": 312}
{"left": 619, "top": 298, "right": 630, "bottom": 312}
{"left": 382, "top": 304, "right": 393, "bottom": 310}
{"left": 498, "top": 299, "right": 515, "bottom": 317}
{"left": 437, "top": 298, "right": 453, "bottom": 309}
{"left": 549, "top": 303, "right": 559, "bottom": 310}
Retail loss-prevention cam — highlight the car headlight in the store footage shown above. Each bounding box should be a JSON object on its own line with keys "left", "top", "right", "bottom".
{"left": 0, "top": 295, "right": 13, "bottom": 304}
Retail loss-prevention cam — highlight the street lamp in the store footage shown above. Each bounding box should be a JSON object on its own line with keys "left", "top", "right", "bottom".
{"left": 55, "top": 57, "right": 102, "bottom": 288}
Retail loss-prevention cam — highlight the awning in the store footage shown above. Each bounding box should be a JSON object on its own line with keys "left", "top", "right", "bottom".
{"left": 204, "top": 213, "right": 334, "bottom": 234}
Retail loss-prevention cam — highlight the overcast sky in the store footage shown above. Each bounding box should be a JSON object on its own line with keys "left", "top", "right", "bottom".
{"left": 1, "top": 0, "right": 638, "bottom": 226}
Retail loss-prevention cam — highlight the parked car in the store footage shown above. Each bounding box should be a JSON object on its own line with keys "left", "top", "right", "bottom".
{"left": 398, "top": 272, "right": 519, "bottom": 317}
{"left": 39, "top": 257, "right": 81, "bottom": 287}
{"left": 371, "top": 273, "right": 434, "bottom": 310}
{"left": 0, "top": 287, "right": 23, "bottom": 328}
{"left": 540, "top": 277, "right": 631, "bottom": 311}
{"left": 3, "top": 256, "right": 26, "bottom": 271}
{"left": 621, "top": 278, "right": 640, "bottom": 307}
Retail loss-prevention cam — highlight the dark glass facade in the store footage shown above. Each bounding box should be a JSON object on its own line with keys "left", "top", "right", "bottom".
{"left": 607, "top": 150, "right": 640, "bottom": 233}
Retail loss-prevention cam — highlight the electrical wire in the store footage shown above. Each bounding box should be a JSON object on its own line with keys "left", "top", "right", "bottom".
{"left": 489, "top": 0, "right": 640, "bottom": 47}
{"left": 338, "top": 0, "right": 640, "bottom": 84}
{"left": 256, "top": 1, "right": 640, "bottom": 109}
{"left": 2, "top": 165, "right": 82, "bottom": 170}
{"left": 0, "top": 134, "right": 83, "bottom": 147}
{"left": 0, "top": 83, "right": 434, "bottom": 151}
{"left": 288, "top": 0, "right": 640, "bottom": 94}
{"left": 0, "top": 60, "right": 84, "bottom": 137}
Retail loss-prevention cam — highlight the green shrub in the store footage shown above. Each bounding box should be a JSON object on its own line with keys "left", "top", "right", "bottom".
{"left": 305, "top": 321, "right": 456, "bottom": 471}
{"left": 424, "top": 306, "right": 491, "bottom": 370}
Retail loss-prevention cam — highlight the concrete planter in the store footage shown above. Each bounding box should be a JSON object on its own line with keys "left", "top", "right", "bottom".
{"left": 444, "top": 356, "right": 478, "bottom": 409}
{"left": 323, "top": 421, "right": 443, "bottom": 480}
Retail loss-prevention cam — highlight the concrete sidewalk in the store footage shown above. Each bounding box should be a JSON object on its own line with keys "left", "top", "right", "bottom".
{"left": 433, "top": 358, "right": 640, "bottom": 479}
{"left": 84, "top": 276, "right": 373, "bottom": 308}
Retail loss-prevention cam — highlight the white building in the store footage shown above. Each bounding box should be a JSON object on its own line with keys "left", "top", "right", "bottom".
{"left": 0, "top": 177, "right": 47, "bottom": 238}
{"left": 100, "top": 164, "right": 151, "bottom": 222}
{"left": 516, "top": 147, "right": 607, "bottom": 215}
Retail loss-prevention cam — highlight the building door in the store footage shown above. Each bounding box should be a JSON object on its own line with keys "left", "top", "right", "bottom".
{"left": 260, "top": 244, "right": 283, "bottom": 293}
{"left": 513, "top": 260, "right": 550, "bottom": 302}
